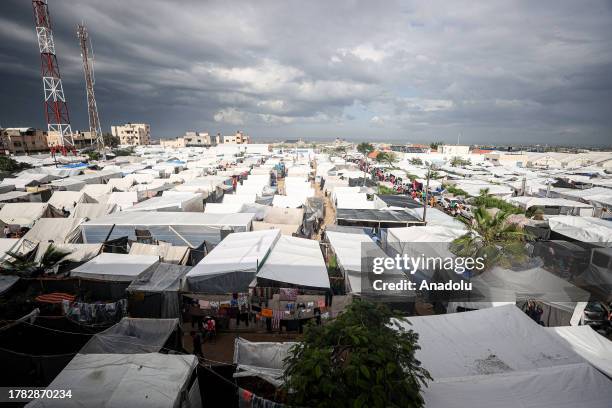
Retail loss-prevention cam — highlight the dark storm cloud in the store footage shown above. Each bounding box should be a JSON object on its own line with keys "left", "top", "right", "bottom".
{"left": 0, "top": 0, "right": 611, "bottom": 145}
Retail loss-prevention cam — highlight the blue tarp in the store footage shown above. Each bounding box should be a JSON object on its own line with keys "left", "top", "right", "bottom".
{"left": 61, "top": 162, "right": 88, "bottom": 169}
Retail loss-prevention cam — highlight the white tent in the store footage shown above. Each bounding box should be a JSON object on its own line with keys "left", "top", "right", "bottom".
{"left": 48, "top": 191, "right": 97, "bottom": 212}
{"left": 71, "top": 202, "right": 117, "bottom": 220}
{"left": 272, "top": 194, "right": 306, "bottom": 208}
{"left": 204, "top": 202, "right": 245, "bottom": 214}
{"left": 26, "top": 353, "right": 200, "bottom": 408}
{"left": 398, "top": 305, "right": 612, "bottom": 407}
{"left": 16, "top": 217, "right": 84, "bottom": 254}
{"left": 547, "top": 325, "right": 612, "bottom": 377}
{"left": 548, "top": 216, "right": 612, "bottom": 246}
{"left": 34, "top": 242, "right": 102, "bottom": 264}
{"left": 405, "top": 207, "right": 467, "bottom": 230}
{"left": 81, "top": 211, "right": 255, "bottom": 247}
{"left": 186, "top": 229, "right": 280, "bottom": 293}
{"left": 106, "top": 191, "right": 139, "bottom": 210}
{"left": 223, "top": 194, "right": 257, "bottom": 205}
{"left": 447, "top": 266, "right": 590, "bottom": 326}
{"left": 256, "top": 235, "right": 330, "bottom": 289}
{"left": 70, "top": 253, "right": 159, "bottom": 282}
{"left": 233, "top": 337, "right": 297, "bottom": 387}
{"left": 123, "top": 192, "right": 203, "bottom": 212}
{"left": 506, "top": 196, "right": 594, "bottom": 216}
{"left": 81, "top": 184, "right": 113, "bottom": 199}
{"left": 0, "top": 203, "right": 63, "bottom": 228}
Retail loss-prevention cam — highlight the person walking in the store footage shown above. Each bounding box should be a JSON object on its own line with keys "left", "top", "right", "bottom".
{"left": 191, "top": 331, "right": 203, "bottom": 357}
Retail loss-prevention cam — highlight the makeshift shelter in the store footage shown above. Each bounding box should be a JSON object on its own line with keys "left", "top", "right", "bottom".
{"left": 548, "top": 216, "right": 612, "bottom": 246}
{"left": 335, "top": 208, "right": 424, "bottom": 228}
{"left": 129, "top": 242, "right": 190, "bottom": 264}
{"left": 123, "top": 192, "right": 204, "bottom": 212}
{"left": 106, "top": 191, "right": 139, "bottom": 210}
{"left": 127, "top": 264, "right": 191, "bottom": 318}
{"left": 34, "top": 242, "right": 103, "bottom": 266}
{"left": 376, "top": 194, "right": 423, "bottom": 209}
{"left": 0, "top": 203, "right": 63, "bottom": 229}
{"left": 547, "top": 325, "right": 612, "bottom": 377}
{"left": 80, "top": 183, "right": 113, "bottom": 200}
{"left": 395, "top": 306, "right": 612, "bottom": 408}
{"left": 15, "top": 217, "right": 84, "bottom": 254}
{"left": 233, "top": 337, "right": 297, "bottom": 387}
{"left": 47, "top": 178, "right": 86, "bottom": 192}
{"left": 70, "top": 253, "right": 159, "bottom": 282}
{"left": 506, "top": 196, "right": 594, "bottom": 216}
{"left": 0, "top": 190, "right": 33, "bottom": 203}
{"left": 252, "top": 222, "right": 300, "bottom": 236}
{"left": 256, "top": 235, "right": 330, "bottom": 289}
{"left": 80, "top": 211, "right": 255, "bottom": 248}
{"left": 406, "top": 207, "right": 468, "bottom": 230}
{"left": 79, "top": 317, "right": 181, "bottom": 354}
{"left": 48, "top": 191, "right": 97, "bottom": 213}
{"left": 70, "top": 202, "right": 116, "bottom": 220}
{"left": 186, "top": 229, "right": 280, "bottom": 293}
{"left": 26, "top": 353, "right": 201, "bottom": 408}
{"left": 447, "top": 266, "right": 590, "bottom": 326}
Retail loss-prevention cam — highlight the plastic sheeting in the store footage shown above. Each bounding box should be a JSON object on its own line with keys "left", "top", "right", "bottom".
{"left": 105, "top": 191, "right": 139, "bottom": 210}
{"left": 0, "top": 203, "right": 63, "bottom": 228}
{"left": 252, "top": 222, "right": 299, "bottom": 236}
{"left": 71, "top": 202, "right": 117, "bottom": 220}
{"left": 422, "top": 363, "right": 612, "bottom": 408}
{"left": 548, "top": 216, "right": 612, "bottom": 246}
{"left": 26, "top": 353, "right": 199, "bottom": 408}
{"left": 264, "top": 207, "right": 304, "bottom": 225}
{"left": 71, "top": 253, "right": 159, "bottom": 282}
{"left": 123, "top": 192, "right": 204, "bottom": 212}
{"left": 256, "top": 235, "right": 330, "bottom": 289}
{"left": 129, "top": 242, "right": 189, "bottom": 264}
{"left": 187, "top": 229, "right": 280, "bottom": 293}
{"left": 398, "top": 305, "right": 584, "bottom": 379}
{"left": 80, "top": 317, "right": 179, "bottom": 354}
{"left": 233, "top": 337, "right": 296, "bottom": 387}
{"left": 34, "top": 243, "right": 102, "bottom": 264}
{"left": 16, "top": 217, "right": 84, "bottom": 254}
{"left": 547, "top": 325, "right": 612, "bottom": 377}
{"left": 48, "top": 191, "right": 97, "bottom": 212}
{"left": 405, "top": 207, "right": 468, "bottom": 230}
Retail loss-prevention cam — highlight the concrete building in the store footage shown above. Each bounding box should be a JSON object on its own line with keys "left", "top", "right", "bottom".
{"left": 159, "top": 137, "right": 187, "bottom": 149}
{"left": 484, "top": 151, "right": 529, "bottom": 167}
{"left": 111, "top": 123, "right": 151, "bottom": 146}
{"left": 184, "top": 131, "right": 212, "bottom": 146}
{"left": 440, "top": 145, "right": 470, "bottom": 156}
{"left": 223, "top": 131, "right": 251, "bottom": 144}
{"left": 0, "top": 127, "right": 49, "bottom": 154}
{"left": 47, "top": 130, "right": 96, "bottom": 149}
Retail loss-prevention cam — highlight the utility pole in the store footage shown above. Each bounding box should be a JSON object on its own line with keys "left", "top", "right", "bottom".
{"left": 77, "top": 23, "right": 105, "bottom": 159}
{"left": 31, "top": 0, "right": 74, "bottom": 151}
{"left": 521, "top": 176, "right": 527, "bottom": 196}
{"left": 422, "top": 164, "right": 431, "bottom": 223}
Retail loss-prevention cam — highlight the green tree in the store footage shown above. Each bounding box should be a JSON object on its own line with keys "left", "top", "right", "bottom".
{"left": 103, "top": 133, "right": 120, "bottom": 148}
{"left": 409, "top": 157, "right": 423, "bottom": 165}
{"left": 0, "top": 156, "right": 32, "bottom": 173}
{"left": 2, "top": 244, "right": 70, "bottom": 277}
{"left": 375, "top": 151, "right": 398, "bottom": 168}
{"left": 450, "top": 156, "right": 470, "bottom": 167}
{"left": 357, "top": 142, "right": 374, "bottom": 184}
{"left": 450, "top": 206, "right": 530, "bottom": 271}
{"left": 429, "top": 141, "right": 443, "bottom": 151}
{"left": 283, "top": 300, "right": 431, "bottom": 408}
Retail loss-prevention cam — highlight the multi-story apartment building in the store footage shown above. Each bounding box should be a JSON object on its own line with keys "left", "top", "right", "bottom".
{"left": 0, "top": 127, "right": 49, "bottom": 154}
{"left": 184, "top": 131, "right": 212, "bottom": 146}
{"left": 110, "top": 123, "right": 151, "bottom": 146}
{"left": 47, "top": 130, "right": 97, "bottom": 149}
{"left": 222, "top": 131, "right": 251, "bottom": 144}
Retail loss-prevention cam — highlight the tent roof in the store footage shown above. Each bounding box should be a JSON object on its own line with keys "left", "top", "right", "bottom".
{"left": 397, "top": 305, "right": 584, "bottom": 379}
{"left": 406, "top": 207, "right": 468, "bottom": 230}
{"left": 422, "top": 363, "right": 612, "bottom": 408}
{"left": 188, "top": 229, "right": 280, "bottom": 278}
{"left": 127, "top": 263, "right": 191, "bottom": 293}
{"left": 83, "top": 210, "right": 255, "bottom": 227}
{"left": 71, "top": 253, "right": 159, "bottom": 282}
{"left": 129, "top": 242, "right": 189, "bottom": 264}
{"left": 547, "top": 325, "right": 612, "bottom": 377}
{"left": 71, "top": 202, "right": 116, "bottom": 220}
{"left": 26, "top": 353, "right": 197, "bottom": 408}
{"left": 252, "top": 222, "right": 300, "bottom": 235}
{"left": 80, "top": 317, "right": 179, "bottom": 354}
{"left": 0, "top": 203, "right": 60, "bottom": 227}
{"left": 548, "top": 216, "right": 612, "bottom": 245}
{"left": 233, "top": 337, "right": 297, "bottom": 387}
{"left": 34, "top": 242, "right": 102, "bottom": 264}
{"left": 376, "top": 195, "right": 423, "bottom": 209}
{"left": 257, "top": 235, "right": 330, "bottom": 289}
{"left": 387, "top": 225, "right": 466, "bottom": 242}
{"left": 336, "top": 208, "right": 423, "bottom": 224}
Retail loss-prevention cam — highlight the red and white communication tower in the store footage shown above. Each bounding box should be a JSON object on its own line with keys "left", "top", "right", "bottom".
{"left": 32, "top": 0, "right": 75, "bottom": 151}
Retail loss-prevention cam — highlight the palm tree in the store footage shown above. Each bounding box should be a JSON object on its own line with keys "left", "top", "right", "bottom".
{"left": 375, "top": 151, "right": 398, "bottom": 168}
{"left": 356, "top": 142, "right": 374, "bottom": 184}
{"left": 2, "top": 244, "right": 70, "bottom": 277}
{"left": 450, "top": 206, "right": 530, "bottom": 272}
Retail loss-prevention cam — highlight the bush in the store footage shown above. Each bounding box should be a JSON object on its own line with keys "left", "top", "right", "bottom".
{"left": 0, "top": 156, "right": 32, "bottom": 173}
{"left": 472, "top": 195, "right": 523, "bottom": 214}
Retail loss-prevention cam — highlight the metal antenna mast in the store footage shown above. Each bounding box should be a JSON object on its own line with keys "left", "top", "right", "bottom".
{"left": 77, "top": 23, "right": 105, "bottom": 155}
{"left": 32, "top": 0, "right": 74, "bottom": 150}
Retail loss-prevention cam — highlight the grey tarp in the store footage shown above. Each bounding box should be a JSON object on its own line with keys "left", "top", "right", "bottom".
{"left": 79, "top": 317, "right": 179, "bottom": 354}
{"left": 127, "top": 263, "right": 191, "bottom": 318}
{"left": 233, "top": 337, "right": 296, "bottom": 387}
{"left": 335, "top": 208, "right": 424, "bottom": 225}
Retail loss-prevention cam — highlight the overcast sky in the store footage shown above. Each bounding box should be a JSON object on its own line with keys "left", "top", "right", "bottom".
{"left": 1, "top": 0, "right": 611, "bottom": 145}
